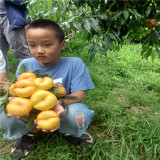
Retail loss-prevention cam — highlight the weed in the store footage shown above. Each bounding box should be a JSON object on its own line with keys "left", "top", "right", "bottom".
{"left": 1, "top": 43, "right": 160, "bottom": 159}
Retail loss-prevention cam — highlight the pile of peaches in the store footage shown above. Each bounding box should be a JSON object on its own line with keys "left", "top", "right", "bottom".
{"left": 7, "top": 72, "right": 66, "bottom": 130}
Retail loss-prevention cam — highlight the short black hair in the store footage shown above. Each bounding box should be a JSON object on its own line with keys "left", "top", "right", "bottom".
{"left": 25, "top": 19, "right": 65, "bottom": 42}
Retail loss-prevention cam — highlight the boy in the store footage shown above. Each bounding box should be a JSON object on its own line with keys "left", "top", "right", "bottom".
{"left": 0, "top": 19, "right": 95, "bottom": 159}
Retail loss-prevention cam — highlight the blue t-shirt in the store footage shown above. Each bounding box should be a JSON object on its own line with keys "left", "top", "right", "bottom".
{"left": 15, "top": 57, "right": 94, "bottom": 95}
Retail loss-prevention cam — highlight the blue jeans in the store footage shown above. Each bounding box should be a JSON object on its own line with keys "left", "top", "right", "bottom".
{"left": 0, "top": 103, "right": 94, "bottom": 140}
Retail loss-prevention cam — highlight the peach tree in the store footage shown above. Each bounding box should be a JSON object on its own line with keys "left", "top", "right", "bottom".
{"left": 27, "top": 0, "right": 160, "bottom": 60}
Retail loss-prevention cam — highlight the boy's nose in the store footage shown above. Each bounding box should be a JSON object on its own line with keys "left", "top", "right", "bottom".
{"left": 37, "top": 47, "right": 45, "bottom": 54}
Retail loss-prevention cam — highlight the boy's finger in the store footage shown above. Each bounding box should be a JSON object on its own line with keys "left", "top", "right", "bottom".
{"left": 34, "top": 119, "right": 37, "bottom": 124}
{"left": 16, "top": 116, "right": 21, "bottom": 120}
{"left": 7, "top": 113, "right": 13, "bottom": 117}
{"left": 57, "top": 110, "right": 65, "bottom": 116}
{"left": 42, "top": 130, "right": 49, "bottom": 132}
{"left": 36, "top": 126, "right": 42, "bottom": 130}
{"left": 26, "top": 113, "right": 30, "bottom": 117}
{"left": 56, "top": 111, "right": 61, "bottom": 116}
{"left": 50, "top": 128, "right": 57, "bottom": 132}
{"left": 8, "top": 97, "right": 14, "bottom": 101}
{"left": 50, "top": 123, "right": 60, "bottom": 132}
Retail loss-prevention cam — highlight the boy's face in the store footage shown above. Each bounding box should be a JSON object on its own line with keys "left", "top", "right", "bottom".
{"left": 26, "top": 28, "right": 66, "bottom": 66}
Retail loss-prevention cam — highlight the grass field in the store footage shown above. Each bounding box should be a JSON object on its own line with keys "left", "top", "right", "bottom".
{"left": 1, "top": 43, "right": 160, "bottom": 159}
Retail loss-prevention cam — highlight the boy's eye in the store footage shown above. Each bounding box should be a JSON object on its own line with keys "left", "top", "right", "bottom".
{"left": 29, "top": 44, "right": 35, "bottom": 47}
{"left": 44, "top": 44, "right": 51, "bottom": 46}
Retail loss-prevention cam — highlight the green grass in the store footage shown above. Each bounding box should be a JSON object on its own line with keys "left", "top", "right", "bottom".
{"left": 1, "top": 44, "right": 160, "bottom": 159}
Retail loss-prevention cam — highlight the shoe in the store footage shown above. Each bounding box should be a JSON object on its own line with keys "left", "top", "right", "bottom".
{"left": 64, "top": 132, "right": 93, "bottom": 150}
{"left": 11, "top": 133, "right": 36, "bottom": 159}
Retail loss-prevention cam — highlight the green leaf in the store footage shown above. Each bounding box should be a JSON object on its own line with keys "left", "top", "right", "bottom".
{"left": 123, "top": 10, "right": 129, "bottom": 21}
{"left": 98, "top": 45, "right": 107, "bottom": 57}
{"left": 108, "top": 33, "right": 117, "bottom": 41}
{"left": 134, "top": 12, "right": 141, "bottom": 21}
{"left": 141, "top": 44, "right": 149, "bottom": 58}
{"left": 151, "top": 49, "right": 155, "bottom": 61}
{"left": 146, "top": 6, "right": 151, "bottom": 16}
{"left": 0, "top": 94, "right": 9, "bottom": 109}
{"left": 145, "top": 32, "right": 159, "bottom": 46}
{"left": 4, "top": 105, "right": 8, "bottom": 116}
{"left": 84, "top": 19, "right": 91, "bottom": 33}
{"left": 59, "top": 98, "right": 68, "bottom": 107}
{"left": 57, "top": 0, "right": 63, "bottom": 6}
{"left": 63, "top": 95, "right": 78, "bottom": 99}
{"left": 128, "top": 8, "right": 135, "bottom": 14}
{"left": 98, "top": 14, "right": 108, "bottom": 20}
{"left": 28, "top": 68, "right": 33, "bottom": 73}
{"left": 50, "top": 87, "right": 60, "bottom": 94}
{"left": 33, "top": 70, "right": 42, "bottom": 74}
{"left": 0, "top": 88, "right": 5, "bottom": 96}
{"left": 73, "top": 21, "right": 82, "bottom": 31}
{"left": 19, "top": 64, "right": 26, "bottom": 75}
{"left": 68, "top": 16, "right": 75, "bottom": 23}
{"left": 89, "top": 0, "right": 94, "bottom": 5}
{"left": 91, "top": 18, "right": 100, "bottom": 32}
{"left": 112, "top": 30, "right": 121, "bottom": 41}
{"left": 51, "top": 8, "right": 58, "bottom": 18}
{"left": 64, "top": 22, "right": 70, "bottom": 30}
{"left": 156, "top": 47, "right": 160, "bottom": 58}
{"left": 102, "top": 36, "right": 113, "bottom": 50}
{"left": 90, "top": 46, "right": 97, "bottom": 61}
{"left": 43, "top": 10, "right": 51, "bottom": 17}
{"left": 26, "top": 109, "right": 39, "bottom": 130}
{"left": 144, "top": 47, "right": 152, "bottom": 59}
{"left": 37, "top": 74, "right": 51, "bottom": 78}
{"left": 113, "top": 11, "right": 122, "bottom": 20}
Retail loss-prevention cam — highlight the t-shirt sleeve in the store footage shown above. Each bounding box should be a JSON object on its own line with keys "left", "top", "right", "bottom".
{"left": 15, "top": 60, "right": 26, "bottom": 79}
{"left": 71, "top": 58, "right": 94, "bottom": 92}
{"left": 15, "top": 58, "right": 35, "bottom": 79}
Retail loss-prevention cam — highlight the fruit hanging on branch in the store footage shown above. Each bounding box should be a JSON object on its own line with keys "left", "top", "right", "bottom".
{"left": 36, "top": 110, "right": 60, "bottom": 130}
{"left": 50, "top": 84, "right": 66, "bottom": 98}
{"left": 17, "top": 72, "right": 37, "bottom": 81}
{"left": 144, "top": 19, "right": 159, "bottom": 29}
{"left": 34, "top": 77, "right": 54, "bottom": 90}
{"left": 7, "top": 97, "right": 33, "bottom": 116}
{"left": 14, "top": 80, "right": 37, "bottom": 98}
{"left": 30, "top": 90, "right": 57, "bottom": 111}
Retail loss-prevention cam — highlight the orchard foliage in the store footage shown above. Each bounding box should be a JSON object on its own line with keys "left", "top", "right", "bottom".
{"left": 27, "top": 0, "right": 160, "bottom": 60}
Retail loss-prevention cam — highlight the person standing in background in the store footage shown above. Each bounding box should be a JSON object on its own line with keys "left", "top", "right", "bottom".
{"left": 0, "top": 50, "right": 9, "bottom": 90}
{"left": 0, "top": 0, "right": 31, "bottom": 71}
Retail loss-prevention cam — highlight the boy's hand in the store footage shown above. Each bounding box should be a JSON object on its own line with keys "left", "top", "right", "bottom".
{"left": 7, "top": 113, "right": 30, "bottom": 120}
{"left": 34, "top": 101, "right": 65, "bottom": 132}
{"left": 34, "top": 119, "right": 60, "bottom": 133}
{"left": 52, "top": 100, "right": 65, "bottom": 116}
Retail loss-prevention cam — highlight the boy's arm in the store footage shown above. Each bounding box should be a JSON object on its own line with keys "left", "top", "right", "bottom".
{"left": 51, "top": 91, "right": 85, "bottom": 116}
{"left": 58, "top": 90, "right": 85, "bottom": 106}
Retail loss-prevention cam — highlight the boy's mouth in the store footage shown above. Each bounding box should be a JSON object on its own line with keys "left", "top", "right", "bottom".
{"left": 38, "top": 56, "right": 46, "bottom": 60}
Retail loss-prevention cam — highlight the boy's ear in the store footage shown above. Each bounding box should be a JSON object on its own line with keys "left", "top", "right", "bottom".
{"left": 61, "top": 40, "right": 66, "bottom": 50}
